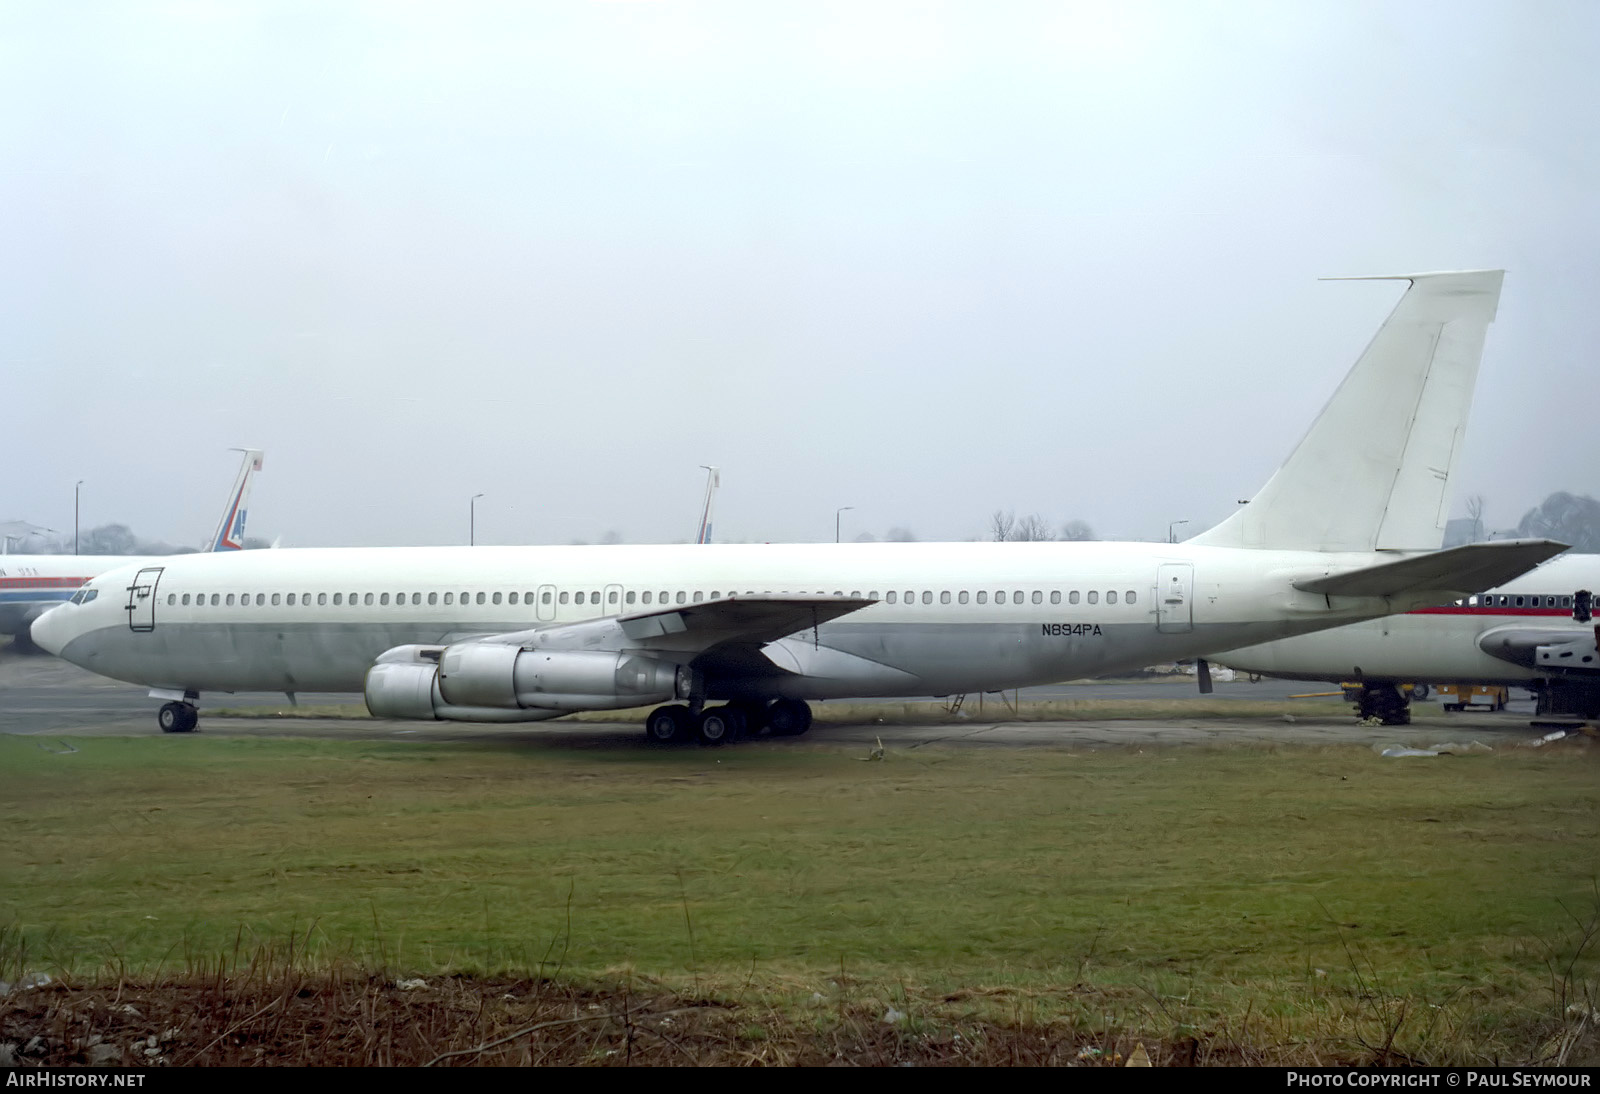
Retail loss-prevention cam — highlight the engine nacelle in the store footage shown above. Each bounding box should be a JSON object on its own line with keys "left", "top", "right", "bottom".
{"left": 364, "top": 661, "right": 566, "bottom": 724}
{"left": 437, "top": 645, "right": 688, "bottom": 710}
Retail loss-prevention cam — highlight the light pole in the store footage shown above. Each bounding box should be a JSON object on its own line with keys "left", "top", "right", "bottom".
{"left": 75, "top": 481, "right": 84, "bottom": 555}
{"left": 835, "top": 506, "right": 854, "bottom": 543}
{"left": 1168, "top": 519, "right": 1188, "bottom": 544}
{"left": 470, "top": 493, "right": 484, "bottom": 546}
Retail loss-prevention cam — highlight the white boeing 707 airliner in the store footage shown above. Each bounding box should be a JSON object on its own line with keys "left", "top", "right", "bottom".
{"left": 1, "top": 449, "right": 264, "bottom": 640}
{"left": 33, "top": 272, "right": 1566, "bottom": 740}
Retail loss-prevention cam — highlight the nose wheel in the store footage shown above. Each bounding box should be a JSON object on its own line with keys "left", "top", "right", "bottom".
{"left": 158, "top": 702, "right": 198, "bottom": 733}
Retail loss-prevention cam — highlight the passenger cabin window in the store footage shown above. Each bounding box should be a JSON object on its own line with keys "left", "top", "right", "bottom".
{"left": 886, "top": 592, "right": 898, "bottom": 604}
{"left": 642, "top": 592, "right": 652, "bottom": 605}
{"left": 1087, "top": 591, "right": 1098, "bottom": 605}
{"left": 995, "top": 591, "right": 1006, "bottom": 605}
{"left": 272, "top": 593, "right": 282, "bottom": 606}
{"left": 182, "top": 594, "right": 190, "bottom": 606}
{"left": 1032, "top": 591, "right": 1042, "bottom": 605}
{"left": 427, "top": 592, "right": 436, "bottom": 606}
{"left": 1126, "top": 591, "right": 1136, "bottom": 604}
{"left": 492, "top": 592, "right": 502, "bottom": 605}
{"left": 332, "top": 594, "right": 341, "bottom": 606}
{"left": 940, "top": 591, "right": 951, "bottom": 605}
{"left": 379, "top": 593, "right": 389, "bottom": 606}
{"left": 168, "top": 594, "right": 177, "bottom": 606}
{"left": 226, "top": 594, "right": 235, "bottom": 606}
{"left": 575, "top": 592, "right": 584, "bottom": 605}
{"left": 286, "top": 594, "right": 295, "bottom": 606}
{"left": 693, "top": 591, "right": 704, "bottom": 603}
{"left": 1107, "top": 591, "right": 1118, "bottom": 605}
{"left": 1069, "top": 591, "right": 1080, "bottom": 605}
{"left": 922, "top": 591, "right": 933, "bottom": 605}
{"left": 676, "top": 592, "right": 686, "bottom": 604}
{"left": 976, "top": 591, "right": 987, "bottom": 605}
{"left": 958, "top": 591, "right": 969, "bottom": 604}
{"left": 364, "top": 593, "right": 373, "bottom": 606}
{"left": 626, "top": 592, "right": 636, "bottom": 605}
{"left": 543, "top": 591, "right": 553, "bottom": 605}
{"left": 508, "top": 592, "right": 518, "bottom": 605}
{"left": 1050, "top": 591, "right": 1060, "bottom": 605}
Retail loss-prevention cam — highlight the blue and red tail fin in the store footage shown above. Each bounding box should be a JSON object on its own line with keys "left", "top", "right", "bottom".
{"left": 695, "top": 465, "right": 719, "bottom": 545}
{"left": 208, "top": 448, "right": 264, "bottom": 552}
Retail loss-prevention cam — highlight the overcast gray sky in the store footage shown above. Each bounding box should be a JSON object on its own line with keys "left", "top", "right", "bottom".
{"left": 4, "top": 1, "right": 1597, "bottom": 548}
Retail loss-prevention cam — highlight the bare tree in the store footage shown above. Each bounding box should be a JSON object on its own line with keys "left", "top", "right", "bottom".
{"left": 1465, "top": 494, "right": 1486, "bottom": 543}
{"left": 989, "top": 510, "right": 1015, "bottom": 542}
{"left": 886, "top": 527, "right": 918, "bottom": 542}
{"left": 1518, "top": 492, "right": 1600, "bottom": 553}
{"left": 1061, "top": 520, "right": 1096, "bottom": 542}
{"left": 1013, "top": 514, "right": 1055, "bottom": 541}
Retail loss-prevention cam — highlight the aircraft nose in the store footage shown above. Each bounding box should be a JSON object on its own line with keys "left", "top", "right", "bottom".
{"left": 29, "top": 602, "right": 72, "bottom": 656}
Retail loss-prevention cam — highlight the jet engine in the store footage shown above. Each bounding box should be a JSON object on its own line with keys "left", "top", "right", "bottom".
{"left": 365, "top": 643, "right": 689, "bottom": 723}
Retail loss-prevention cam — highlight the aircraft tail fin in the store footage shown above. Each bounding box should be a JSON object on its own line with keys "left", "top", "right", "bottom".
{"left": 695, "top": 465, "right": 720, "bottom": 545}
{"left": 1189, "top": 271, "right": 1503, "bottom": 553}
{"left": 208, "top": 448, "right": 264, "bottom": 552}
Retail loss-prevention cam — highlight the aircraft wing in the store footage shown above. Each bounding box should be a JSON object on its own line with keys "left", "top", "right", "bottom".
{"left": 466, "top": 594, "right": 877, "bottom": 661}
{"left": 1291, "top": 539, "right": 1569, "bottom": 598}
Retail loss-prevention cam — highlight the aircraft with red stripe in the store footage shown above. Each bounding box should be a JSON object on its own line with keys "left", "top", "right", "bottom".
{"left": 1211, "top": 551, "right": 1600, "bottom": 723}
{"left": 1, "top": 449, "right": 263, "bottom": 641}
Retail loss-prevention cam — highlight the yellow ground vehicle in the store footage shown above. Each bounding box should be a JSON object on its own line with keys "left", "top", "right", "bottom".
{"left": 1433, "top": 683, "right": 1509, "bottom": 712}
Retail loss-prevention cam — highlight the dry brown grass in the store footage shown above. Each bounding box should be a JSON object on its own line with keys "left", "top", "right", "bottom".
{"left": 0, "top": 970, "right": 1302, "bottom": 1066}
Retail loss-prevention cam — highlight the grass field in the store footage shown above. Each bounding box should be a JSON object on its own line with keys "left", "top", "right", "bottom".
{"left": 3, "top": 731, "right": 1597, "bottom": 1064}
{"left": 206, "top": 695, "right": 1395, "bottom": 723}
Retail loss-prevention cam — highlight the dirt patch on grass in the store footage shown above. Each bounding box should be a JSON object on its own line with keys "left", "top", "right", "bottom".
{"left": 0, "top": 973, "right": 1304, "bottom": 1066}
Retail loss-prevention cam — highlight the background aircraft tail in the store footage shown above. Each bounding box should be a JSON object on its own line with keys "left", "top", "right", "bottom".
{"left": 1189, "top": 270, "right": 1503, "bottom": 553}
{"left": 696, "top": 465, "right": 720, "bottom": 545}
{"left": 208, "top": 448, "right": 264, "bottom": 552}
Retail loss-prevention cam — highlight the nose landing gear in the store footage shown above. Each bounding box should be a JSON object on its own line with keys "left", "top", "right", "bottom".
{"left": 157, "top": 701, "right": 199, "bottom": 733}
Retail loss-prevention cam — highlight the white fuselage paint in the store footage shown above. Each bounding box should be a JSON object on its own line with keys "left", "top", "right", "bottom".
{"left": 34, "top": 541, "right": 1462, "bottom": 701}
{"left": 0, "top": 554, "right": 174, "bottom": 637}
{"left": 1213, "top": 554, "right": 1600, "bottom": 685}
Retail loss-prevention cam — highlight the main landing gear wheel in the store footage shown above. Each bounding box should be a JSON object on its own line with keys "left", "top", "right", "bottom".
{"left": 645, "top": 704, "right": 690, "bottom": 744}
{"left": 766, "top": 699, "right": 813, "bottom": 737}
{"left": 729, "top": 700, "right": 770, "bottom": 739}
{"left": 694, "top": 705, "right": 744, "bottom": 746}
{"left": 1356, "top": 683, "right": 1410, "bottom": 726}
{"left": 158, "top": 702, "right": 198, "bottom": 734}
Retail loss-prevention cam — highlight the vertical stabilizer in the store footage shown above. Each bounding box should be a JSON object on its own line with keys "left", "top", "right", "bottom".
{"left": 208, "top": 448, "right": 264, "bottom": 552}
{"left": 696, "top": 465, "right": 720, "bottom": 545}
{"left": 1189, "top": 271, "right": 1502, "bottom": 552}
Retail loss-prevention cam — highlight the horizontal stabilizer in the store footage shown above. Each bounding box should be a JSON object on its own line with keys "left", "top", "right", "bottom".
{"left": 1292, "top": 539, "right": 1568, "bottom": 598}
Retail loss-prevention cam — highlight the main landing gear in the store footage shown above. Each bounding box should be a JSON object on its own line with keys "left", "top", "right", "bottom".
{"left": 1354, "top": 683, "right": 1411, "bottom": 726}
{"left": 645, "top": 698, "right": 813, "bottom": 746}
{"left": 157, "top": 701, "right": 199, "bottom": 733}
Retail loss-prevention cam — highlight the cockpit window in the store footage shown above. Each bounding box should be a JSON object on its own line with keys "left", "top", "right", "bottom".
{"left": 70, "top": 588, "right": 98, "bottom": 605}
